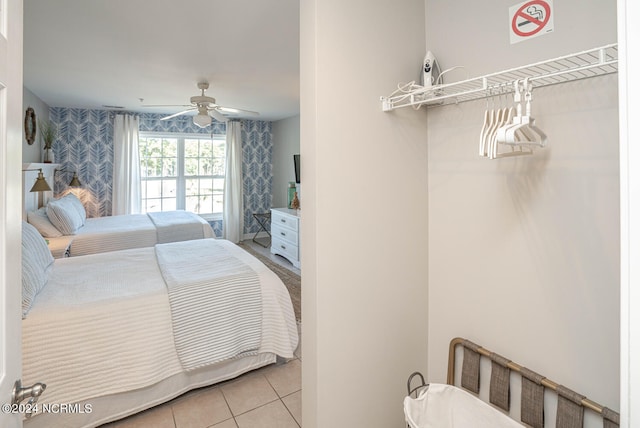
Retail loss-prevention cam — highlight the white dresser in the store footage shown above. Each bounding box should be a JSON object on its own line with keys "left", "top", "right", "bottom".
{"left": 270, "top": 208, "right": 300, "bottom": 268}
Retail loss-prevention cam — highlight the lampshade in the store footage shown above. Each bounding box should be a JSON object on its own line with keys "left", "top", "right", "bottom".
{"left": 68, "top": 172, "right": 82, "bottom": 187}
{"left": 193, "top": 113, "right": 212, "bottom": 128}
{"left": 30, "top": 170, "right": 52, "bottom": 193}
{"left": 54, "top": 168, "right": 83, "bottom": 188}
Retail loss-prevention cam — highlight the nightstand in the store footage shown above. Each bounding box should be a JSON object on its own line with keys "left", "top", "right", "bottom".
{"left": 47, "top": 236, "right": 74, "bottom": 259}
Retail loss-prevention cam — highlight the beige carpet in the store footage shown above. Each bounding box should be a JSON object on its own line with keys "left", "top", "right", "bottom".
{"left": 237, "top": 242, "right": 301, "bottom": 322}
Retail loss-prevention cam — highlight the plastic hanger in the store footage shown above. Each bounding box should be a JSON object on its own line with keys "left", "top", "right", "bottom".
{"left": 490, "top": 107, "right": 515, "bottom": 159}
{"left": 478, "top": 108, "right": 490, "bottom": 157}
{"left": 480, "top": 79, "right": 546, "bottom": 159}
{"left": 501, "top": 78, "right": 547, "bottom": 147}
{"left": 487, "top": 85, "right": 513, "bottom": 158}
{"left": 487, "top": 81, "right": 534, "bottom": 158}
{"left": 486, "top": 107, "right": 504, "bottom": 159}
{"left": 479, "top": 90, "right": 496, "bottom": 157}
{"left": 481, "top": 85, "right": 509, "bottom": 158}
{"left": 519, "top": 79, "right": 547, "bottom": 146}
{"left": 495, "top": 81, "right": 524, "bottom": 147}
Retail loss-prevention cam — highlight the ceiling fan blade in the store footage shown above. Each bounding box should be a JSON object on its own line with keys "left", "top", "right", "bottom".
{"left": 209, "top": 108, "right": 229, "bottom": 123}
{"left": 161, "top": 108, "right": 196, "bottom": 121}
{"left": 217, "top": 106, "right": 260, "bottom": 116}
{"left": 142, "top": 104, "right": 193, "bottom": 108}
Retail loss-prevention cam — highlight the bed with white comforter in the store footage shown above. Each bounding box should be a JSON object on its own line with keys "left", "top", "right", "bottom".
{"left": 21, "top": 222, "right": 298, "bottom": 428}
{"left": 65, "top": 210, "right": 215, "bottom": 256}
{"left": 26, "top": 193, "right": 215, "bottom": 256}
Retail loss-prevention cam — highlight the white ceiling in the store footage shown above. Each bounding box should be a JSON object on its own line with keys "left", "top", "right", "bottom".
{"left": 23, "top": 0, "right": 300, "bottom": 122}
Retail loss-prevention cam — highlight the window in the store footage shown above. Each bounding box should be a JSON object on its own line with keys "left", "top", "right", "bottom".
{"left": 139, "top": 133, "right": 225, "bottom": 219}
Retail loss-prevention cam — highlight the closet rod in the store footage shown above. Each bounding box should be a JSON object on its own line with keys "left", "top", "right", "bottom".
{"left": 381, "top": 43, "right": 618, "bottom": 111}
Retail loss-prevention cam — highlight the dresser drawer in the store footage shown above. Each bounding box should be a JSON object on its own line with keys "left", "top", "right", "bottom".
{"left": 271, "top": 236, "right": 299, "bottom": 263}
{"left": 272, "top": 210, "right": 299, "bottom": 232}
{"left": 270, "top": 208, "right": 301, "bottom": 269}
{"left": 271, "top": 223, "right": 298, "bottom": 246}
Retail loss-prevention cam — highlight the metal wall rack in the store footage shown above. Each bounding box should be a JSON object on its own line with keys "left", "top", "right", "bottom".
{"left": 381, "top": 44, "right": 618, "bottom": 111}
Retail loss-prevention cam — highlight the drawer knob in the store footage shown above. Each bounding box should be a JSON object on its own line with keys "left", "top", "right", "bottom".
{"left": 280, "top": 245, "right": 286, "bottom": 250}
{"left": 280, "top": 232, "right": 286, "bottom": 236}
{"left": 281, "top": 219, "right": 286, "bottom": 223}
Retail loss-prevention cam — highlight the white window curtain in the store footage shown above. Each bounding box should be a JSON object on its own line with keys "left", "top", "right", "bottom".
{"left": 223, "top": 120, "right": 244, "bottom": 243}
{"left": 112, "top": 114, "right": 141, "bottom": 215}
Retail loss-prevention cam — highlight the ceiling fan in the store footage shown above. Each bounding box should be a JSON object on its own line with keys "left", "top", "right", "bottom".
{"left": 144, "top": 81, "right": 259, "bottom": 128}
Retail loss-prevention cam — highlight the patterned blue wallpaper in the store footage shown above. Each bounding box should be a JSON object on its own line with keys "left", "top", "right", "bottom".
{"left": 50, "top": 108, "right": 272, "bottom": 236}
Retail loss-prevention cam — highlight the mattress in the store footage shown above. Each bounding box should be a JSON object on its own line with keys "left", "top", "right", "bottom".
{"left": 24, "top": 353, "right": 277, "bottom": 428}
{"left": 22, "top": 239, "right": 298, "bottom": 426}
{"left": 68, "top": 212, "right": 215, "bottom": 256}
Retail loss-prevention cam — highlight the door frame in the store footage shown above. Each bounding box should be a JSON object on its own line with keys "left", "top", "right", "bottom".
{"left": 618, "top": 0, "right": 639, "bottom": 426}
{"left": 0, "top": 0, "right": 25, "bottom": 425}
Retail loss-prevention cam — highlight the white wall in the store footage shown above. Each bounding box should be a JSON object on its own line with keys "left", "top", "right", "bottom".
{"left": 300, "top": 0, "right": 429, "bottom": 426}
{"left": 425, "top": 0, "right": 619, "bottom": 417}
{"left": 425, "top": 1, "right": 617, "bottom": 81}
{"left": 22, "top": 87, "right": 50, "bottom": 163}
{"left": 272, "top": 115, "right": 300, "bottom": 208}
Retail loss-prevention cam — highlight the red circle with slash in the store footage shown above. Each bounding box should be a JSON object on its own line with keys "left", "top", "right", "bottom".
{"left": 512, "top": 0, "right": 551, "bottom": 37}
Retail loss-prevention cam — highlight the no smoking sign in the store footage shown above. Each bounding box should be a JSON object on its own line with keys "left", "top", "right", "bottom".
{"left": 509, "top": 0, "right": 554, "bottom": 44}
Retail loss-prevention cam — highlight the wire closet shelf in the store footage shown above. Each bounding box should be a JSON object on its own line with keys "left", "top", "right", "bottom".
{"left": 381, "top": 44, "right": 618, "bottom": 111}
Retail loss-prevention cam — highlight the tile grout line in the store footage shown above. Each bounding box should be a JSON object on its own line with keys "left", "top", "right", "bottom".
{"left": 280, "top": 393, "right": 302, "bottom": 428}
{"left": 171, "top": 406, "right": 178, "bottom": 428}
{"left": 263, "top": 371, "right": 302, "bottom": 427}
{"left": 223, "top": 396, "right": 300, "bottom": 428}
{"left": 218, "top": 386, "right": 240, "bottom": 428}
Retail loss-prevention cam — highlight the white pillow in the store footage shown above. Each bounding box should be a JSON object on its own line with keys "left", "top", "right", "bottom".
{"left": 46, "top": 196, "right": 84, "bottom": 235}
{"left": 27, "top": 207, "right": 63, "bottom": 238}
{"left": 64, "top": 193, "right": 86, "bottom": 225}
{"left": 22, "top": 221, "right": 54, "bottom": 318}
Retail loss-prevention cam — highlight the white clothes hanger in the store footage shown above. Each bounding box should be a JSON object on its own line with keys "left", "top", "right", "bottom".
{"left": 480, "top": 85, "right": 511, "bottom": 158}
{"left": 519, "top": 79, "right": 547, "bottom": 146}
{"left": 486, "top": 79, "right": 545, "bottom": 158}
{"left": 490, "top": 107, "right": 524, "bottom": 159}
{"left": 480, "top": 79, "right": 546, "bottom": 159}
{"left": 499, "top": 78, "right": 547, "bottom": 147}
{"left": 478, "top": 89, "right": 496, "bottom": 157}
{"left": 485, "top": 85, "right": 513, "bottom": 158}
{"left": 495, "top": 81, "right": 524, "bottom": 147}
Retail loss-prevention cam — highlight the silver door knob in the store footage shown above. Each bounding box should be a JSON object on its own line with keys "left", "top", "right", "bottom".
{"left": 11, "top": 379, "right": 46, "bottom": 418}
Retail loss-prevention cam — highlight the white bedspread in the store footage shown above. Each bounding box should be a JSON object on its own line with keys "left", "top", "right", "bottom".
{"left": 148, "top": 210, "right": 211, "bottom": 243}
{"left": 68, "top": 212, "right": 215, "bottom": 256}
{"left": 156, "top": 240, "right": 262, "bottom": 370}
{"left": 69, "top": 214, "right": 157, "bottom": 256}
{"left": 22, "top": 239, "right": 298, "bottom": 409}
{"left": 22, "top": 247, "right": 180, "bottom": 407}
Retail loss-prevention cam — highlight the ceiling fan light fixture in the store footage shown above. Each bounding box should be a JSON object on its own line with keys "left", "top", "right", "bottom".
{"left": 153, "top": 81, "right": 257, "bottom": 124}
{"left": 193, "top": 113, "right": 212, "bottom": 128}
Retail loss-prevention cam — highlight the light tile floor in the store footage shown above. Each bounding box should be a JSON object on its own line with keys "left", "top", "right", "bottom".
{"left": 101, "top": 239, "right": 302, "bottom": 428}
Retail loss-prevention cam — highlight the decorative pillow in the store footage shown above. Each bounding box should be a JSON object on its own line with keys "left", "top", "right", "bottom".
{"left": 27, "top": 207, "right": 63, "bottom": 238}
{"left": 46, "top": 196, "right": 84, "bottom": 235}
{"left": 64, "top": 193, "right": 86, "bottom": 225}
{"left": 22, "top": 221, "right": 54, "bottom": 318}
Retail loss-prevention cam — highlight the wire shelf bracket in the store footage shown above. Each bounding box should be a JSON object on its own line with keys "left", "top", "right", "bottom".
{"left": 381, "top": 44, "right": 618, "bottom": 111}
